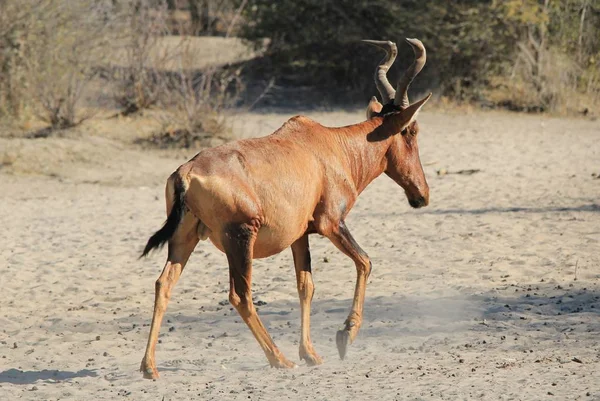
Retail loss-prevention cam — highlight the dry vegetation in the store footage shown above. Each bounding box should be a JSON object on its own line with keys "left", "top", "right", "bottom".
{"left": 0, "top": 0, "right": 597, "bottom": 144}
{"left": 241, "top": 0, "right": 600, "bottom": 114}
{"left": 0, "top": 0, "right": 248, "bottom": 144}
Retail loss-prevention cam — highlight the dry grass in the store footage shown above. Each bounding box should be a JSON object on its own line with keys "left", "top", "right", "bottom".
{"left": 0, "top": 0, "right": 125, "bottom": 127}
{"left": 483, "top": 46, "right": 600, "bottom": 115}
{"left": 0, "top": 0, "right": 252, "bottom": 141}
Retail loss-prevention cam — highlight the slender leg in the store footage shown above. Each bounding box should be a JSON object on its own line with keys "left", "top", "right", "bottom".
{"left": 291, "top": 235, "right": 323, "bottom": 366}
{"left": 140, "top": 217, "right": 199, "bottom": 379}
{"left": 326, "top": 221, "right": 372, "bottom": 360}
{"left": 225, "top": 223, "right": 296, "bottom": 368}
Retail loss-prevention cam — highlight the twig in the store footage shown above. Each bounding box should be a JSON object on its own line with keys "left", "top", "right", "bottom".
{"left": 248, "top": 77, "right": 276, "bottom": 111}
{"left": 225, "top": 0, "right": 247, "bottom": 38}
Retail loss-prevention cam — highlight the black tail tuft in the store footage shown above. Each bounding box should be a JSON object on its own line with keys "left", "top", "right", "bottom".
{"left": 140, "top": 176, "right": 186, "bottom": 258}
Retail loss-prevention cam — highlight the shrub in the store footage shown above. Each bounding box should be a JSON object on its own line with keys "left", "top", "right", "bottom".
{"left": 0, "top": 0, "right": 121, "bottom": 128}
{"left": 239, "top": 0, "right": 600, "bottom": 112}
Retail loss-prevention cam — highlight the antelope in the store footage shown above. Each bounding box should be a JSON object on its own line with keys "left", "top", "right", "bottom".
{"left": 140, "top": 38, "right": 431, "bottom": 379}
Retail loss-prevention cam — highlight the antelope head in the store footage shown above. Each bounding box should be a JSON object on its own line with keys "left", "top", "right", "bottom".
{"left": 364, "top": 38, "right": 430, "bottom": 208}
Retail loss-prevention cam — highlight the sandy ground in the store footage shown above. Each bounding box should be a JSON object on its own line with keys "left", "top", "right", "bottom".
{"left": 1, "top": 109, "right": 599, "bottom": 400}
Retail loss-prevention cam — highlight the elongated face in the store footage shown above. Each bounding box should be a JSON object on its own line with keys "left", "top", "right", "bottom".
{"left": 385, "top": 120, "right": 429, "bottom": 208}
{"left": 372, "top": 93, "right": 430, "bottom": 208}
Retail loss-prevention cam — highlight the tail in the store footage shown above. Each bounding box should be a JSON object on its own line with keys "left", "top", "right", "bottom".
{"left": 140, "top": 174, "right": 187, "bottom": 258}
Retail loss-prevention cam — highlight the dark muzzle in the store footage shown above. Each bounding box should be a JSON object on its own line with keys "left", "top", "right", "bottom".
{"left": 409, "top": 196, "right": 428, "bottom": 209}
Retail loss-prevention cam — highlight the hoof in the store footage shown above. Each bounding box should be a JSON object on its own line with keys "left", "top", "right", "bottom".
{"left": 336, "top": 329, "right": 350, "bottom": 360}
{"left": 140, "top": 359, "right": 159, "bottom": 380}
{"left": 300, "top": 349, "right": 324, "bottom": 366}
{"left": 270, "top": 357, "right": 297, "bottom": 369}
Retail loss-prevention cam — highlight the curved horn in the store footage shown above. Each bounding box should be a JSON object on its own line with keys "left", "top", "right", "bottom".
{"left": 394, "top": 38, "right": 426, "bottom": 108}
{"left": 362, "top": 40, "right": 397, "bottom": 104}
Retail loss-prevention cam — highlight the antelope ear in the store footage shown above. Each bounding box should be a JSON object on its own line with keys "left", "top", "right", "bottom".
{"left": 366, "top": 96, "right": 383, "bottom": 119}
{"left": 390, "top": 92, "right": 431, "bottom": 132}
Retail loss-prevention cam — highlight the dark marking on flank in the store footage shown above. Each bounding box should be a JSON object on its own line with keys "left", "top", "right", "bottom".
{"left": 223, "top": 223, "right": 256, "bottom": 248}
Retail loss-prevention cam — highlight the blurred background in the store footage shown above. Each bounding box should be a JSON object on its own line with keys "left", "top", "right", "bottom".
{"left": 0, "top": 0, "right": 598, "bottom": 143}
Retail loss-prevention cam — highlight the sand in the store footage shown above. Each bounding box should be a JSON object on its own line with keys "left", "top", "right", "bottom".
{"left": 1, "top": 109, "right": 599, "bottom": 400}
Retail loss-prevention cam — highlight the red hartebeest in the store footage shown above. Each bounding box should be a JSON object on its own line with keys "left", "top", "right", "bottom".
{"left": 140, "top": 38, "right": 430, "bottom": 379}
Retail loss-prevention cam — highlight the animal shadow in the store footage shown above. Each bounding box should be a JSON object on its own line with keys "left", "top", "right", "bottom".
{"left": 0, "top": 368, "right": 97, "bottom": 384}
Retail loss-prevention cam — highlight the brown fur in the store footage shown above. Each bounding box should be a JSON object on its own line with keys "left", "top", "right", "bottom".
{"left": 140, "top": 94, "right": 431, "bottom": 379}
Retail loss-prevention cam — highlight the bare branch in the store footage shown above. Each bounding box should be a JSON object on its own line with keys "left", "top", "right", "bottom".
{"left": 226, "top": 0, "right": 247, "bottom": 38}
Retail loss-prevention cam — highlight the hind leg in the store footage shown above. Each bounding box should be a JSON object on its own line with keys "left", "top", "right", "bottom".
{"left": 225, "top": 223, "right": 296, "bottom": 368}
{"left": 140, "top": 214, "right": 199, "bottom": 379}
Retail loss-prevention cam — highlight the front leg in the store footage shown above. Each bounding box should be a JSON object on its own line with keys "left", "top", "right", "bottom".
{"left": 325, "top": 221, "right": 371, "bottom": 360}
{"left": 291, "top": 235, "right": 323, "bottom": 366}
